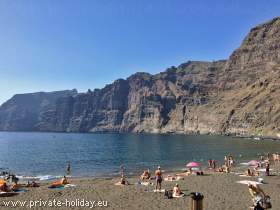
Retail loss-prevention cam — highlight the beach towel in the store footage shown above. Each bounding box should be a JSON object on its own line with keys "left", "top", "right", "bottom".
{"left": 173, "top": 194, "right": 185, "bottom": 198}
{"left": 239, "top": 174, "right": 255, "bottom": 177}
{"left": 64, "top": 184, "right": 76, "bottom": 188}
{"left": 236, "top": 180, "right": 263, "bottom": 185}
{"left": 48, "top": 185, "right": 64, "bottom": 189}
{"left": 48, "top": 184, "right": 76, "bottom": 189}
{"left": 13, "top": 188, "right": 28, "bottom": 193}
{"left": 153, "top": 189, "right": 165, "bottom": 193}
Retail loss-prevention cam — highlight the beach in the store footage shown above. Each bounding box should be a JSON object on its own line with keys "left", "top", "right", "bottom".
{"left": 1, "top": 166, "right": 280, "bottom": 210}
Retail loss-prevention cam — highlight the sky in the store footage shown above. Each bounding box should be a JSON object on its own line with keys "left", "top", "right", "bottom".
{"left": 0, "top": 0, "right": 280, "bottom": 105}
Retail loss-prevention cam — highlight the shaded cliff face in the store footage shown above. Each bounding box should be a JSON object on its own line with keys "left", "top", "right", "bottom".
{"left": 36, "top": 79, "right": 130, "bottom": 132}
{"left": 0, "top": 90, "right": 77, "bottom": 131}
{"left": 0, "top": 17, "right": 279, "bottom": 138}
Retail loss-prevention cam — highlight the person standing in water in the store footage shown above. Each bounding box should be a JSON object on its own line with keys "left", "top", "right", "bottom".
{"left": 155, "top": 166, "right": 163, "bottom": 191}
{"left": 66, "top": 163, "right": 71, "bottom": 175}
{"left": 120, "top": 165, "right": 125, "bottom": 177}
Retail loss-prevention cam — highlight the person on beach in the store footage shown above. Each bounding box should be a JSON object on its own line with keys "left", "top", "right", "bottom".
{"left": 254, "top": 166, "right": 260, "bottom": 177}
{"left": 208, "top": 159, "right": 212, "bottom": 168}
{"left": 120, "top": 165, "right": 125, "bottom": 177}
{"left": 120, "top": 174, "right": 128, "bottom": 185}
{"left": 265, "top": 163, "right": 270, "bottom": 176}
{"left": 155, "top": 166, "right": 163, "bottom": 191}
{"left": 0, "top": 182, "right": 10, "bottom": 192}
{"left": 61, "top": 176, "right": 69, "bottom": 185}
{"left": 26, "top": 181, "right": 40, "bottom": 187}
{"left": 229, "top": 155, "right": 234, "bottom": 167}
{"left": 225, "top": 166, "right": 230, "bottom": 173}
{"left": 173, "top": 183, "right": 183, "bottom": 197}
{"left": 248, "top": 184, "right": 267, "bottom": 208}
{"left": 140, "top": 169, "right": 151, "bottom": 180}
{"left": 213, "top": 160, "right": 216, "bottom": 169}
{"left": 224, "top": 156, "right": 228, "bottom": 166}
{"left": 246, "top": 168, "right": 253, "bottom": 176}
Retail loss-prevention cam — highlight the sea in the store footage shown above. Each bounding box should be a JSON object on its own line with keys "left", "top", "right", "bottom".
{"left": 0, "top": 132, "right": 279, "bottom": 180}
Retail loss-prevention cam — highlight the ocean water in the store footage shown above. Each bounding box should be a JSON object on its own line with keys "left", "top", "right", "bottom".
{"left": 0, "top": 132, "right": 280, "bottom": 178}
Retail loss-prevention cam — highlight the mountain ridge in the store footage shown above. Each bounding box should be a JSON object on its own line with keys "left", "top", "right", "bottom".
{"left": 0, "top": 17, "right": 279, "bottom": 138}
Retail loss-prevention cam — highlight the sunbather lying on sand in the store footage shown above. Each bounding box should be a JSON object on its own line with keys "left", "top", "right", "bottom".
{"left": 215, "top": 167, "right": 224, "bottom": 172}
{"left": 164, "top": 175, "right": 184, "bottom": 181}
{"left": 49, "top": 176, "right": 69, "bottom": 188}
{"left": 176, "top": 169, "right": 192, "bottom": 176}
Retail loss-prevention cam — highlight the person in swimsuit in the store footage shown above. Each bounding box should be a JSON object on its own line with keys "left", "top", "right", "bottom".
{"left": 66, "top": 163, "right": 71, "bottom": 175}
{"left": 140, "top": 169, "right": 151, "bottom": 180}
{"left": 120, "top": 174, "right": 127, "bottom": 185}
{"left": 248, "top": 184, "right": 266, "bottom": 208}
{"left": 173, "top": 183, "right": 183, "bottom": 197}
{"left": 155, "top": 166, "right": 163, "bottom": 191}
{"left": 265, "top": 163, "right": 270, "bottom": 176}
{"left": 61, "top": 176, "right": 69, "bottom": 185}
{"left": 0, "top": 182, "right": 10, "bottom": 192}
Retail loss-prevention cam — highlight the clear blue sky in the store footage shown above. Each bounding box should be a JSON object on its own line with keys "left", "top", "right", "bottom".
{"left": 0, "top": 0, "right": 280, "bottom": 105}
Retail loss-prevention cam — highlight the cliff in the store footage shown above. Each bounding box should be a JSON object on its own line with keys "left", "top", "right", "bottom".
{"left": 0, "top": 90, "right": 77, "bottom": 131}
{"left": 0, "top": 17, "right": 279, "bottom": 138}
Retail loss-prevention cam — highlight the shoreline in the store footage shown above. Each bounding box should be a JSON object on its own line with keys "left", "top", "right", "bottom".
{"left": 0, "top": 130, "right": 279, "bottom": 141}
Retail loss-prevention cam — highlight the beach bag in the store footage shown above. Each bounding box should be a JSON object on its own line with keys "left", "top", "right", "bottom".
{"left": 261, "top": 196, "right": 272, "bottom": 209}
{"left": 254, "top": 203, "right": 264, "bottom": 210}
{"left": 164, "top": 190, "right": 173, "bottom": 199}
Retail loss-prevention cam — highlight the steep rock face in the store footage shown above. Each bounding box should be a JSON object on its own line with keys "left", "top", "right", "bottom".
{"left": 221, "top": 17, "right": 280, "bottom": 90}
{"left": 36, "top": 79, "right": 129, "bottom": 132}
{"left": 0, "top": 17, "right": 279, "bottom": 138}
{"left": 0, "top": 90, "right": 77, "bottom": 131}
{"left": 212, "top": 17, "right": 280, "bottom": 137}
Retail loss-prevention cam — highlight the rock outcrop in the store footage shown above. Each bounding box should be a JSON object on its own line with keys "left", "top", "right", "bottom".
{"left": 0, "top": 17, "right": 279, "bottom": 138}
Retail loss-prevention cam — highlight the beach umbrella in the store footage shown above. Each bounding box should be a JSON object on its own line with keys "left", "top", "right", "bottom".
{"left": 186, "top": 162, "right": 200, "bottom": 168}
{"left": 248, "top": 160, "right": 260, "bottom": 166}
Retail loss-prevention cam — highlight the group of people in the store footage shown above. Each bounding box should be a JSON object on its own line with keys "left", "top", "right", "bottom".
{"left": 0, "top": 174, "right": 40, "bottom": 193}
{"left": 118, "top": 165, "right": 183, "bottom": 197}
{"left": 0, "top": 163, "right": 72, "bottom": 194}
